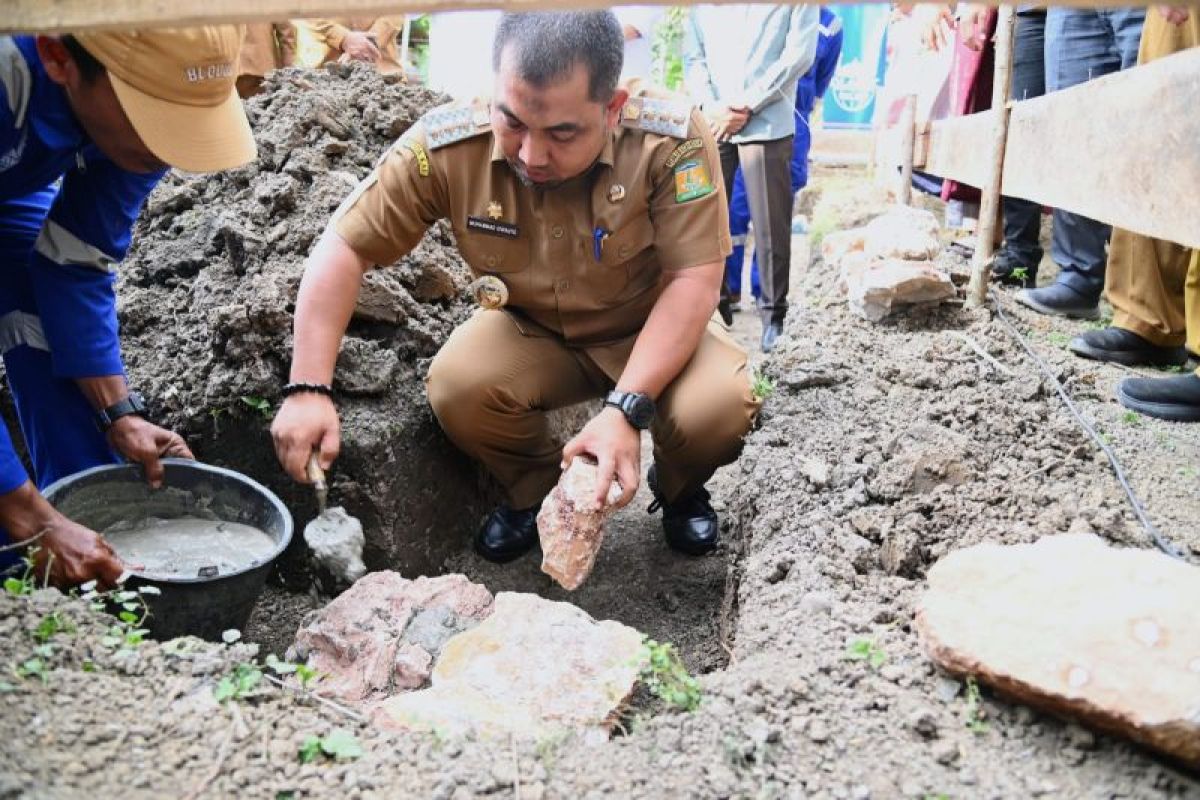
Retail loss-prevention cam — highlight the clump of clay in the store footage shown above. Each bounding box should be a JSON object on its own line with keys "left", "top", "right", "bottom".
{"left": 537, "top": 458, "right": 623, "bottom": 590}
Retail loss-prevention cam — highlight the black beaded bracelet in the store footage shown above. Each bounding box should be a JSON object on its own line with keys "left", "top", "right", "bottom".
{"left": 281, "top": 382, "right": 335, "bottom": 399}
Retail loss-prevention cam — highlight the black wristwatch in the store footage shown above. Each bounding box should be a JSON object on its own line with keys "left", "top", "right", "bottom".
{"left": 604, "top": 390, "right": 656, "bottom": 431}
{"left": 96, "top": 392, "right": 147, "bottom": 432}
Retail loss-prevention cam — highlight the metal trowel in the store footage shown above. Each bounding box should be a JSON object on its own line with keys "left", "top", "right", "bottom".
{"left": 303, "top": 453, "right": 367, "bottom": 585}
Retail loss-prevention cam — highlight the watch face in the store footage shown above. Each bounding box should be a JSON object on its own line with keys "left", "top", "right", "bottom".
{"left": 628, "top": 394, "right": 655, "bottom": 429}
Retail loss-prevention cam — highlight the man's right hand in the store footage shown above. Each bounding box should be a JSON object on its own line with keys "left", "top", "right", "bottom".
{"left": 271, "top": 393, "right": 341, "bottom": 482}
{"left": 0, "top": 482, "right": 125, "bottom": 589}
{"left": 1158, "top": 5, "right": 1190, "bottom": 24}
{"left": 341, "top": 31, "right": 382, "bottom": 63}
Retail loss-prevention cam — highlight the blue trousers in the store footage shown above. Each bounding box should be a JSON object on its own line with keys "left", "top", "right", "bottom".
{"left": 1001, "top": 11, "right": 1047, "bottom": 264}
{"left": 0, "top": 189, "right": 121, "bottom": 570}
{"left": 724, "top": 128, "right": 811, "bottom": 299}
{"left": 1044, "top": 7, "right": 1145, "bottom": 298}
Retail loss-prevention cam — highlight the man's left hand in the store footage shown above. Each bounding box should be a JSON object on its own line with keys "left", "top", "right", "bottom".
{"left": 560, "top": 407, "right": 641, "bottom": 510}
{"left": 710, "top": 107, "right": 750, "bottom": 142}
{"left": 107, "top": 416, "right": 194, "bottom": 489}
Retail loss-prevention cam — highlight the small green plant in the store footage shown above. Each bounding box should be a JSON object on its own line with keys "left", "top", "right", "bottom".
{"left": 84, "top": 585, "right": 156, "bottom": 652}
{"left": 1009, "top": 267, "right": 1028, "bottom": 283}
{"left": 3, "top": 549, "right": 39, "bottom": 596}
{"left": 924, "top": 794, "right": 951, "bottom": 800}
{"left": 964, "top": 676, "right": 988, "bottom": 734}
{"left": 845, "top": 638, "right": 887, "bottom": 670}
{"left": 215, "top": 662, "right": 263, "bottom": 703}
{"left": 639, "top": 638, "right": 702, "bottom": 712}
{"left": 13, "top": 656, "right": 49, "bottom": 684}
{"left": 32, "top": 611, "right": 73, "bottom": 643}
{"left": 265, "top": 654, "right": 320, "bottom": 690}
{"left": 1178, "top": 465, "right": 1198, "bottom": 480}
{"left": 1120, "top": 410, "right": 1143, "bottom": 427}
{"left": 751, "top": 371, "right": 775, "bottom": 401}
{"left": 298, "top": 729, "right": 363, "bottom": 764}
{"left": 240, "top": 395, "right": 273, "bottom": 419}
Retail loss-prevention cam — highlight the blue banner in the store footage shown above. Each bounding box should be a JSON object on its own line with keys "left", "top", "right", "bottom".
{"left": 823, "top": 4, "right": 891, "bottom": 130}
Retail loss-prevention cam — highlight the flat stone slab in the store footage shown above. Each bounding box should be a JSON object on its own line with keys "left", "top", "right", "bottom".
{"left": 373, "top": 592, "right": 646, "bottom": 741}
{"left": 846, "top": 259, "right": 956, "bottom": 322}
{"left": 916, "top": 534, "right": 1200, "bottom": 769}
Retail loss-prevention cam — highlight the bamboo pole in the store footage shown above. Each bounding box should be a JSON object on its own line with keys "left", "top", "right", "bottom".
{"left": 965, "top": 5, "right": 1016, "bottom": 308}
{"left": 898, "top": 94, "right": 917, "bottom": 206}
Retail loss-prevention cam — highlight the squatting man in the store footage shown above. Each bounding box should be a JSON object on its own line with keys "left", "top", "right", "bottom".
{"left": 273, "top": 11, "right": 762, "bottom": 563}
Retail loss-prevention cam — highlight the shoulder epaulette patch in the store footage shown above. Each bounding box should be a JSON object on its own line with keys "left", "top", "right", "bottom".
{"left": 423, "top": 99, "right": 492, "bottom": 150}
{"left": 620, "top": 97, "right": 692, "bottom": 139}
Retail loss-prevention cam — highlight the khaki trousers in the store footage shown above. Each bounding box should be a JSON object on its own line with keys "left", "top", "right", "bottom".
{"left": 1104, "top": 11, "right": 1199, "bottom": 350}
{"left": 425, "top": 310, "right": 761, "bottom": 509}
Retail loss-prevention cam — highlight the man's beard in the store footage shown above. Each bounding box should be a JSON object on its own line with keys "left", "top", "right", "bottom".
{"left": 507, "top": 158, "right": 564, "bottom": 190}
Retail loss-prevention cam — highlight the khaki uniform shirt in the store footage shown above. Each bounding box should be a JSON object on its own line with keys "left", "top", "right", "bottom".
{"left": 334, "top": 87, "right": 732, "bottom": 346}
{"left": 238, "top": 22, "right": 297, "bottom": 78}
{"left": 300, "top": 17, "right": 406, "bottom": 75}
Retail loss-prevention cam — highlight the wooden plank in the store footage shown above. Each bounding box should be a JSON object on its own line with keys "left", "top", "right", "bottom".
{"left": 898, "top": 94, "right": 917, "bottom": 205}
{"left": 966, "top": 5, "right": 1014, "bottom": 307}
{"left": 922, "top": 110, "right": 997, "bottom": 192}
{"left": 1001, "top": 46, "right": 1200, "bottom": 249}
{"left": 0, "top": 0, "right": 1174, "bottom": 35}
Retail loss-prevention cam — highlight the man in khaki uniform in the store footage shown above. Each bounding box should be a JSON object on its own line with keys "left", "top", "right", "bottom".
{"left": 237, "top": 22, "right": 297, "bottom": 98}
{"left": 272, "top": 11, "right": 760, "bottom": 562}
{"left": 1068, "top": 6, "right": 1200, "bottom": 421}
{"left": 298, "top": 17, "right": 407, "bottom": 76}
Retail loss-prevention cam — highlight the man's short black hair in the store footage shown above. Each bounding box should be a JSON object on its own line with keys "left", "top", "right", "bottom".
{"left": 492, "top": 12, "right": 624, "bottom": 102}
{"left": 61, "top": 35, "right": 106, "bottom": 83}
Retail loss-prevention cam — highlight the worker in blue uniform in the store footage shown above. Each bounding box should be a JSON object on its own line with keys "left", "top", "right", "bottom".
{"left": 722, "top": 7, "right": 843, "bottom": 309}
{"left": 0, "top": 27, "right": 256, "bottom": 587}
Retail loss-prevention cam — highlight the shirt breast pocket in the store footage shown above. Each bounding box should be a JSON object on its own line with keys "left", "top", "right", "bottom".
{"left": 587, "top": 216, "right": 658, "bottom": 303}
{"left": 456, "top": 231, "right": 531, "bottom": 275}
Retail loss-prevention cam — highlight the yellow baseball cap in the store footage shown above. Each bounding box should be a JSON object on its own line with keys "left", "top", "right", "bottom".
{"left": 74, "top": 26, "right": 256, "bottom": 173}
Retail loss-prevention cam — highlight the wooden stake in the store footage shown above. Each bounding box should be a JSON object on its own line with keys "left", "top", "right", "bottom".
{"left": 898, "top": 93, "right": 917, "bottom": 206}
{"left": 966, "top": 5, "right": 1016, "bottom": 308}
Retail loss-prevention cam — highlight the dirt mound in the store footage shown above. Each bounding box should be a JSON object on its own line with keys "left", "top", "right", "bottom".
{"left": 116, "top": 65, "right": 503, "bottom": 581}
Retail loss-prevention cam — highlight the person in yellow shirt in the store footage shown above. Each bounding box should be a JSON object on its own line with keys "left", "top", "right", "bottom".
{"left": 236, "top": 22, "right": 297, "bottom": 98}
{"left": 297, "top": 17, "right": 406, "bottom": 76}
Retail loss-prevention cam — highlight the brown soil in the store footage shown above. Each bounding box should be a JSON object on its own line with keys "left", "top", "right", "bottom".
{"left": 3, "top": 79, "right": 1199, "bottom": 798}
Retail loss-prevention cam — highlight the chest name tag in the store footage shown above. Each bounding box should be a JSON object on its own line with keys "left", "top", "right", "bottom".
{"left": 467, "top": 216, "right": 519, "bottom": 239}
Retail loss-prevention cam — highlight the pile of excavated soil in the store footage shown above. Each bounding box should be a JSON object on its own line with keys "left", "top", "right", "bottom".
{"left": 117, "top": 64, "right": 494, "bottom": 580}
{"left": 8, "top": 167, "right": 1198, "bottom": 799}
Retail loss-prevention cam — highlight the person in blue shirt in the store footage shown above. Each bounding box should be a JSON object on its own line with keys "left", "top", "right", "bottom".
{"left": 0, "top": 27, "right": 256, "bottom": 588}
{"left": 722, "top": 7, "right": 844, "bottom": 312}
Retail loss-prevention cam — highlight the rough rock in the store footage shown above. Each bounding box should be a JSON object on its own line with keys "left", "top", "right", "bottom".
{"left": 302, "top": 506, "right": 368, "bottom": 585}
{"left": 289, "top": 572, "right": 494, "bottom": 701}
{"left": 845, "top": 259, "right": 957, "bottom": 322}
{"left": 373, "top": 592, "right": 646, "bottom": 740}
{"left": 537, "top": 458, "right": 623, "bottom": 590}
{"left": 862, "top": 206, "right": 942, "bottom": 261}
{"left": 821, "top": 227, "right": 866, "bottom": 264}
{"left": 916, "top": 534, "right": 1200, "bottom": 769}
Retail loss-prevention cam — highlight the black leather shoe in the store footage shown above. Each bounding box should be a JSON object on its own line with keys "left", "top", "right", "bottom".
{"left": 1117, "top": 374, "right": 1200, "bottom": 422}
{"left": 647, "top": 465, "right": 720, "bottom": 555}
{"left": 761, "top": 322, "right": 783, "bottom": 353}
{"left": 990, "top": 247, "right": 1040, "bottom": 288}
{"left": 475, "top": 505, "right": 539, "bottom": 563}
{"left": 1070, "top": 327, "right": 1188, "bottom": 368}
{"left": 1015, "top": 283, "right": 1100, "bottom": 320}
{"left": 717, "top": 297, "right": 734, "bottom": 326}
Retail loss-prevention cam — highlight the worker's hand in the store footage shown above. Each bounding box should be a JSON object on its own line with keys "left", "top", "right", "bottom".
{"left": 560, "top": 407, "right": 640, "bottom": 510}
{"left": 1158, "top": 5, "right": 1190, "bottom": 24}
{"left": 107, "top": 416, "right": 194, "bottom": 490}
{"left": 709, "top": 107, "right": 750, "bottom": 142}
{"left": 341, "top": 31, "right": 381, "bottom": 63}
{"left": 0, "top": 482, "right": 126, "bottom": 589}
{"left": 919, "top": 4, "right": 956, "bottom": 52}
{"left": 271, "top": 393, "right": 340, "bottom": 483}
{"left": 959, "top": 5, "right": 991, "bottom": 51}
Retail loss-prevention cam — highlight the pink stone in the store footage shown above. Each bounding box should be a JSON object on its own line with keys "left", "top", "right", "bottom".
{"left": 537, "top": 457, "right": 623, "bottom": 591}
{"left": 288, "top": 571, "right": 493, "bottom": 702}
